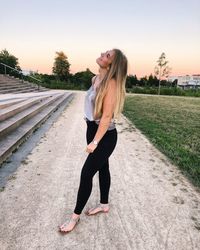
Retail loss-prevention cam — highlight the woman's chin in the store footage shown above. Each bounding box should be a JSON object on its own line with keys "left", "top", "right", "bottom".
{"left": 96, "top": 59, "right": 101, "bottom": 66}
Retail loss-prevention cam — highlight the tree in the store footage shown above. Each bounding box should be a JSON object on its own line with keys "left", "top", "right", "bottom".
{"left": 0, "top": 49, "right": 21, "bottom": 74}
{"left": 140, "top": 76, "right": 148, "bottom": 86}
{"left": 126, "top": 74, "right": 138, "bottom": 88}
{"left": 73, "top": 68, "right": 94, "bottom": 89}
{"left": 172, "top": 79, "right": 178, "bottom": 87}
{"left": 154, "top": 52, "right": 171, "bottom": 95}
{"left": 148, "top": 74, "right": 159, "bottom": 87}
{"left": 52, "top": 51, "right": 70, "bottom": 81}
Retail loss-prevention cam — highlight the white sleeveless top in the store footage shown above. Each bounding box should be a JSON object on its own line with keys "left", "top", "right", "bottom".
{"left": 84, "top": 83, "right": 116, "bottom": 130}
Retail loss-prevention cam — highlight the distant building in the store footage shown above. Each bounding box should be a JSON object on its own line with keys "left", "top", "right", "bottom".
{"left": 22, "top": 70, "right": 38, "bottom": 76}
{"left": 167, "top": 74, "right": 200, "bottom": 89}
{"left": 22, "top": 70, "right": 31, "bottom": 76}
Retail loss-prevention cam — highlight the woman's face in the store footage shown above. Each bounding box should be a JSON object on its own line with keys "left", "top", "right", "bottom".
{"left": 96, "top": 50, "right": 115, "bottom": 69}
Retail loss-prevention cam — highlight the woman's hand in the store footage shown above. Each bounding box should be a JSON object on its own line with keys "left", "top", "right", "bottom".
{"left": 86, "top": 142, "right": 97, "bottom": 153}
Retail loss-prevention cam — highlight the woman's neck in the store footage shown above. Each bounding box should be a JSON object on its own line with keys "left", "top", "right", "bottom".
{"left": 98, "top": 67, "right": 107, "bottom": 80}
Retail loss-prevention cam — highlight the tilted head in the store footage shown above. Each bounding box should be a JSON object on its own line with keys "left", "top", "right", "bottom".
{"left": 94, "top": 48, "right": 128, "bottom": 120}
{"left": 96, "top": 49, "right": 127, "bottom": 81}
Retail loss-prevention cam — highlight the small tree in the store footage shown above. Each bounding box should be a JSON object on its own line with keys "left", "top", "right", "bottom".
{"left": 52, "top": 51, "right": 70, "bottom": 81}
{"left": 154, "top": 52, "right": 171, "bottom": 95}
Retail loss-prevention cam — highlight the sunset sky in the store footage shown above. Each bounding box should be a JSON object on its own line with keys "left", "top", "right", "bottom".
{"left": 1, "top": 0, "right": 200, "bottom": 78}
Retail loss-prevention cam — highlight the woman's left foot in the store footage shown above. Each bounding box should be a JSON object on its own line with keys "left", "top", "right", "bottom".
{"left": 59, "top": 215, "right": 80, "bottom": 233}
{"left": 85, "top": 203, "right": 109, "bottom": 216}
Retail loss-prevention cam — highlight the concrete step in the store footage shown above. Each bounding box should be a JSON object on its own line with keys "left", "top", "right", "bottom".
{"left": 10, "top": 89, "right": 44, "bottom": 94}
{"left": 12, "top": 87, "right": 48, "bottom": 93}
{"left": 0, "top": 92, "right": 74, "bottom": 165}
{"left": 0, "top": 81, "right": 23, "bottom": 85}
{"left": 0, "top": 81, "right": 41, "bottom": 87}
{"left": 0, "top": 99, "right": 25, "bottom": 109}
{"left": 0, "top": 85, "right": 38, "bottom": 91}
{"left": 0, "top": 75, "right": 39, "bottom": 84}
{"left": 0, "top": 83, "right": 47, "bottom": 90}
{"left": 0, "top": 81, "right": 42, "bottom": 89}
{"left": 0, "top": 90, "right": 63, "bottom": 102}
{"left": 0, "top": 77, "right": 23, "bottom": 81}
{"left": 0, "top": 83, "right": 35, "bottom": 88}
{"left": 32, "top": 88, "right": 48, "bottom": 92}
{"left": 0, "top": 86, "right": 41, "bottom": 94}
{"left": 0, "top": 81, "right": 26, "bottom": 85}
{"left": 0, "top": 74, "right": 48, "bottom": 93}
{"left": 0, "top": 94, "right": 62, "bottom": 138}
{"left": 0, "top": 80, "right": 24, "bottom": 84}
{"left": 0, "top": 95, "right": 50, "bottom": 121}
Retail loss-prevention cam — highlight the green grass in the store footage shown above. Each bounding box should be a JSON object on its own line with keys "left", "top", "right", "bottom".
{"left": 123, "top": 94, "right": 200, "bottom": 188}
{"left": 126, "top": 86, "right": 200, "bottom": 97}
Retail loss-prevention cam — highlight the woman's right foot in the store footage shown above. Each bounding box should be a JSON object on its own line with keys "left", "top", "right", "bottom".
{"left": 59, "top": 214, "right": 80, "bottom": 233}
{"left": 85, "top": 203, "right": 109, "bottom": 216}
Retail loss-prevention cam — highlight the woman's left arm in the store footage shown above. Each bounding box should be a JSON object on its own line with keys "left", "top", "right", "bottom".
{"left": 86, "top": 79, "right": 117, "bottom": 153}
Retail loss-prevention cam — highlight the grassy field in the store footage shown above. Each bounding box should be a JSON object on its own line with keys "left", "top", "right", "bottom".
{"left": 123, "top": 94, "right": 200, "bottom": 188}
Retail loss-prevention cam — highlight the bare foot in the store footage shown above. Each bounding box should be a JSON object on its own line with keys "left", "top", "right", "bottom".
{"left": 85, "top": 203, "right": 109, "bottom": 216}
{"left": 59, "top": 214, "right": 80, "bottom": 233}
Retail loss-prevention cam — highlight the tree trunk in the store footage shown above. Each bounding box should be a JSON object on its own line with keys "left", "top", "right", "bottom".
{"left": 158, "top": 66, "right": 161, "bottom": 95}
{"left": 158, "top": 79, "right": 161, "bottom": 95}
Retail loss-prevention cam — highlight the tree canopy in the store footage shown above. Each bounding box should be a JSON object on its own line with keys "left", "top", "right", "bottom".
{"left": 154, "top": 52, "right": 171, "bottom": 94}
{"left": 52, "top": 51, "right": 70, "bottom": 81}
{"left": 0, "top": 49, "right": 21, "bottom": 74}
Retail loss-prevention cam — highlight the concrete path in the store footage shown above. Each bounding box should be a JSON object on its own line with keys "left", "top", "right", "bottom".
{"left": 0, "top": 91, "right": 200, "bottom": 250}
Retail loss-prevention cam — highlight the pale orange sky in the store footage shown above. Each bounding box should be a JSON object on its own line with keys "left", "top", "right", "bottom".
{"left": 16, "top": 49, "right": 200, "bottom": 78}
{"left": 1, "top": 0, "right": 200, "bottom": 78}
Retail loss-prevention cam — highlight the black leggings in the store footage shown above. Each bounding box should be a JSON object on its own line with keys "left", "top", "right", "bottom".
{"left": 74, "top": 120, "right": 118, "bottom": 215}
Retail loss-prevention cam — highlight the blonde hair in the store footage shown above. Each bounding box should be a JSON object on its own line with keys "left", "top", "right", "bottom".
{"left": 93, "top": 48, "right": 128, "bottom": 121}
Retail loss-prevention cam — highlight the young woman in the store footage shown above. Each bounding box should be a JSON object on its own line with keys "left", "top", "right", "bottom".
{"left": 59, "top": 48, "right": 128, "bottom": 233}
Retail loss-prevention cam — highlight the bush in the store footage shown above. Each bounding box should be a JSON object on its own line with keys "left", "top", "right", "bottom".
{"left": 41, "top": 80, "right": 84, "bottom": 90}
{"left": 127, "top": 86, "right": 200, "bottom": 97}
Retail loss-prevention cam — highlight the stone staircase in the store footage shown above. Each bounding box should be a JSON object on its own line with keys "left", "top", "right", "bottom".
{"left": 0, "top": 74, "right": 47, "bottom": 94}
{"left": 0, "top": 90, "right": 74, "bottom": 165}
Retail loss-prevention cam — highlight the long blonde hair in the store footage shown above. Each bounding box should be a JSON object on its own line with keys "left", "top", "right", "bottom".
{"left": 93, "top": 48, "right": 128, "bottom": 121}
